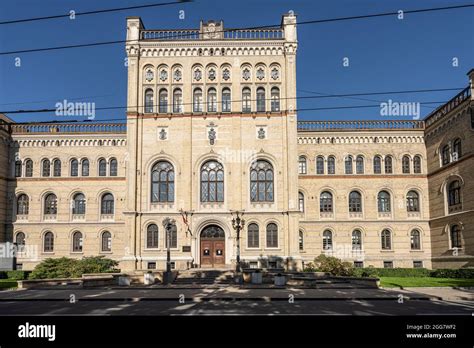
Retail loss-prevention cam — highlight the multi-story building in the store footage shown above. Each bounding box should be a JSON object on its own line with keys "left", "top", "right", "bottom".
{"left": 1, "top": 14, "right": 472, "bottom": 271}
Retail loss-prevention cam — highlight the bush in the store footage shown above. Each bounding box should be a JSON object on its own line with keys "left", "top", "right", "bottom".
{"left": 79, "top": 256, "right": 119, "bottom": 274}
{"left": 7, "top": 270, "right": 28, "bottom": 280}
{"left": 313, "top": 255, "right": 354, "bottom": 276}
{"left": 430, "top": 269, "right": 474, "bottom": 279}
{"left": 303, "top": 262, "right": 317, "bottom": 272}
{"left": 0, "top": 271, "right": 7, "bottom": 279}
{"left": 30, "top": 257, "right": 119, "bottom": 280}
{"left": 352, "top": 268, "right": 430, "bottom": 278}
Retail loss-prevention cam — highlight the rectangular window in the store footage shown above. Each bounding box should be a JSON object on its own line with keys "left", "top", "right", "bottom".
{"left": 413, "top": 261, "right": 423, "bottom": 268}
{"left": 383, "top": 261, "right": 393, "bottom": 269}
{"left": 147, "top": 262, "right": 156, "bottom": 270}
{"left": 170, "top": 262, "right": 176, "bottom": 270}
{"left": 249, "top": 262, "right": 258, "bottom": 269}
{"left": 268, "top": 261, "right": 278, "bottom": 269}
{"left": 353, "top": 261, "right": 363, "bottom": 268}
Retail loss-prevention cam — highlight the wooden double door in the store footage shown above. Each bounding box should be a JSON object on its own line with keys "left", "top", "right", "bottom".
{"left": 200, "top": 225, "right": 225, "bottom": 267}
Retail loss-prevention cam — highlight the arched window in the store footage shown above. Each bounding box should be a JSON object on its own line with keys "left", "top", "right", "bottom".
{"left": 146, "top": 224, "right": 159, "bottom": 248}
{"left": 453, "top": 138, "right": 462, "bottom": 160}
{"left": 256, "top": 87, "right": 266, "bottom": 112}
{"left": 173, "top": 88, "right": 183, "bottom": 113}
{"left": 17, "top": 194, "right": 29, "bottom": 215}
{"left": 42, "top": 159, "right": 51, "bottom": 177}
{"left": 98, "top": 159, "right": 107, "bottom": 177}
{"left": 43, "top": 232, "right": 54, "bottom": 252}
{"left": 356, "top": 155, "right": 364, "bottom": 174}
{"left": 352, "top": 230, "right": 362, "bottom": 250}
{"left": 207, "top": 88, "right": 217, "bottom": 112}
{"left": 44, "top": 193, "right": 57, "bottom": 215}
{"left": 81, "top": 159, "right": 89, "bottom": 177}
{"left": 70, "top": 159, "right": 79, "bottom": 177}
{"left": 413, "top": 155, "right": 422, "bottom": 173}
{"left": 101, "top": 193, "right": 114, "bottom": 215}
{"left": 345, "top": 155, "right": 353, "bottom": 174}
{"left": 250, "top": 160, "right": 274, "bottom": 202}
{"left": 271, "top": 87, "right": 280, "bottom": 112}
{"left": 320, "top": 191, "right": 333, "bottom": 212}
{"left": 410, "top": 229, "right": 421, "bottom": 250}
{"left": 144, "top": 89, "right": 154, "bottom": 113}
{"left": 299, "top": 192, "right": 305, "bottom": 212}
{"left": 377, "top": 191, "right": 391, "bottom": 212}
{"left": 109, "top": 158, "right": 118, "bottom": 177}
{"left": 299, "top": 230, "right": 304, "bottom": 251}
{"left": 201, "top": 160, "right": 224, "bottom": 202}
{"left": 406, "top": 190, "right": 420, "bottom": 212}
{"left": 151, "top": 161, "right": 174, "bottom": 203}
{"left": 323, "top": 230, "right": 333, "bottom": 250}
{"left": 373, "top": 155, "right": 382, "bottom": 174}
{"left": 381, "top": 229, "right": 391, "bottom": 250}
{"left": 402, "top": 155, "right": 410, "bottom": 173}
{"left": 159, "top": 89, "right": 168, "bottom": 113}
{"left": 327, "top": 156, "right": 335, "bottom": 174}
{"left": 14, "top": 160, "right": 22, "bottom": 177}
{"left": 242, "top": 87, "right": 251, "bottom": 112}
{"left": 222, "top": 88, "right": 231, "bottom": 112}
{"left": 450, "top": 225, "right": 462, "bottom": 248}
{"left": 101, "top": 231, "right": 112, "bottom": 252}
{"left": 165, "top": 224, "right": 177, "bottom": 248}
{"left": 316, "top": 156, "right": 324, "bottom": 174}
{"left": 442, "top": 145, "right": 450, "bottom": 165}
{"left": 53, "top": 159, "right": 61, "bottom": 177}
{"left": 349, "top": 191, "right": 362, "bottom": 212}
{"left": 384, "top": 156, "right": 393, "bottom": 174}
{"left": 15, "top": 232, "right": 26, "bottom": 252}
{"left": 193, "top": 88, "right": 203, "bottom": 112}
{"left": 247, "top": 223, "right": 259, "bottom": 248}
{"left": 72, "top": 231, "right": 83, "bottom": 252}
{"left": 25, "top": 159, "right": 33, "bottom": 177}
{"left": 298, "top": 156, "right": 307, "bottom": 174}
{"left": 266, "top": 223, "right": 278, "bottom": 248}
{"left": 448, "top": 180, "right": 461, "bottom": 207}
{"left": 72, "top": 193, "right": 86, "bottom": 215}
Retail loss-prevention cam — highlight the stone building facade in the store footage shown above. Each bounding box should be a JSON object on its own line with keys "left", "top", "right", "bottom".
{"left": 1, "top": 14, "right": 472, "bottom": 271}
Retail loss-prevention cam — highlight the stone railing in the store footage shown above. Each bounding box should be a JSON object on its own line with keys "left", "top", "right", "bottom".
{"left": 424, "top": 86, "right": 471, "bottom": 127}
{"left": 223, "top": 28, "right": 284, "bottom": 39}
{"left": 141, "top": 28, "right": 284, "bottom": 40}
{"left": 10, "top": 123, "right": 126, "bottom": 134}
{"left": 297, "top": 120, "right": 425, "bottom": 131}
{"left": 141, "top": 29, "right": 200, "bottom": 40}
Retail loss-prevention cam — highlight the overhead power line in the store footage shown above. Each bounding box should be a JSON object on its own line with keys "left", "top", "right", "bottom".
{"left": 1, "top": 3, "right": 473, "bottom": 55}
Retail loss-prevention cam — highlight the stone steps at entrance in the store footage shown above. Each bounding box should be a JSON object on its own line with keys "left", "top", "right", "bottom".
{"left": 174, "top": 270, "right": 235, "bottom": 285}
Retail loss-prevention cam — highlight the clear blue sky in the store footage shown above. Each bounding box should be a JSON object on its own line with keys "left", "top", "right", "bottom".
{"left": 0, "top": 0, "right": 473, "bottom": 122}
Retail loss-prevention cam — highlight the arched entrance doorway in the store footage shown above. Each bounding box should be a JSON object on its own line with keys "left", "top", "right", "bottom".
{"left": 200, "top": 225, "right": 225, "bottom": 267}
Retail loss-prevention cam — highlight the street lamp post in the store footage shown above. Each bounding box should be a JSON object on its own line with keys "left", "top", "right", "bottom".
{"left": 231, "top": 211, "right": 245, "bottom": 273}
{"left": 162, "top": 218, "right": 176, "bottom": 282}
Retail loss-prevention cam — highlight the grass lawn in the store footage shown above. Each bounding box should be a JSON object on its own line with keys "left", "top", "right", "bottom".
{"left": 0, "top": 279, "right": 18, "bottom": 290}
{"left": 380, "top": 277, "right": 474, "bottom": 288}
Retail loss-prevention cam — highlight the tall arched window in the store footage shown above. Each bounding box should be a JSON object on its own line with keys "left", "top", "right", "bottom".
{"left": 320, "top": 191, "right": 333, "bottom": 212}
{"left": 345, "top": 155, "right": 353, "bottom": 174}
{"left": 109, "top": 158, "right": 118, "bottom": 177}
{"left": 316, "top": 156, "right": 324, "bottom": 174}
{"left": 247, "top": 223, "right": 259, "bottom": 248}
{"left": 442, "top": 145, "right": 450, "bottom": 165}
{"left": 42, "top": 159, "right": 51, "bottom": 177}
{"left": 101, "top": 193, "right": 114, "bottom": 215}
{"left": 381, "top": 229, "right": 391, "bottom": 250}
{"left": 377, "top": 191, "right": 391, "bottom": 212}
{"left": 256, "top": 87, "right": 266, "bottom": 112}
{"left": 298, "top": 192, "right": 305, "bottom": 212}
{"left": 101, "top": 231, "right": 112, "bottom": 252}
{"left": 299, "top": 230, "right": 304, "bottom": 251}
{"left": 356, "top": 155, "right": 364, "bottom": 174}
{"left": 14, "top": 160, "right": 22, "bottom": 177}
{"left": 323, "top": 230, "right": 333, "bottom": 250}
{"left": 410, "top": 229, "right": 421, "bottom": 250}
{"left": 201, "top": 160, "right": 224, "bottom": 202}
{"left": 207, "top": 88, "right": 217, "bottom": 112}
{"left": 250, "top": 160, "right": 274, "bottom": 202}
{"left": 151, "top": 161, "right": 174, "bottom": 203}
{"left": 98, "top": 159, "right": 107, "bottom": 177}
{"left": 81, "top": 159, "right": 89, "bottom": 177}
{"left": 327, "top": 156, "right": 335, "bottom": 174}
{"left": 271, "top": 87, "right": 280, "bottom": 112}
{"left": 413, "top": 155, "right": 422, "bottom": 173}
{"left": 173, "top": 88, "right": 183, "bottom": 113}
{"left": 70, "top": 159, "right": 79, "bottom": 177}
{"left": 147, "top": 224, "right": 159, "bottom": 248}
{"left": 450, "top": 225, "right": 462, "bottom": 248}
{"left": 222, "top": 88, "right": 231, "bottom": 112}
{"left": 43, "top": 232, "right": 54, "bottom": 252}
{"left": 72, "top": 193, "right": 86, "bottom": 215}
{"left": 349, "top": 191, "right": 362, "bottom": 212}
{"left": 384, "top": 156, "right": 393, "bottom": 174}
{"left": 193, "top": 88, "right": 203, "bottom": 112}
{"left": 159, "top": 88, "right": 168, "bottom": 113}
{"left": 406, "top": 190, "right": 420, "bottom": 212}
{"left": 72, "top": 231, "right": 83, "bottom": 252}
{"left": 402, "top": 155, "right": 410, "bottom": 173}
{"left": 53, "top": 159, "right": 61, "bottom": 177}
{"left": 144, "top": 89, "right": 154, "bottom": 113}
{"left": 352, "top": 230, "right": 362, "bottom": 250}
{"left": 266, "top": 223, "right": 278, "bottom": 248}
{"left": 448, "top": 180, "right": 461, "bottom": 207}
{"left": 298, "top": 156, "right": 307, "bottom": 174}
{"left": 25, "top": 159, "right": 33, "bottom": 177}
{"left": 17, "top": 194, "right": 29, "bottom": 215}
{"left": 453, "top": 138, "right": 462, "bottom": 159}
{"left": 15, "top": 232, "right": 26, "bottom": 252}
{"left": 242, "top": 87, "right": 251, "bottom": 112}
{"left": 373, "top": 155, "right": 382, "bottom": 174}
{"left": 44, "top": 193, "right": 57, "bottom": 215}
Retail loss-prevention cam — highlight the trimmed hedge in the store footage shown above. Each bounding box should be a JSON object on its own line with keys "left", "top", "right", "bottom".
{"left": 352, "top": 268, "right": 474, "bottom": 278}
{"left": 6, "top": 271, "right": 29, "bottom": 280}
{"left": 430, "top": 268, "right": 474, "bottom": 279}
{"left": 0, "top": 271, "right": 7, "bottom": 279}
{"left": 30, "top": 256, "right": 119, "bottom": 279}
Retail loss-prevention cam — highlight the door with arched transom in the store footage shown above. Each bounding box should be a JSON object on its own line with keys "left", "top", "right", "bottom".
{"left": 200, "top": 225, "right": 225, "bottom": 267}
